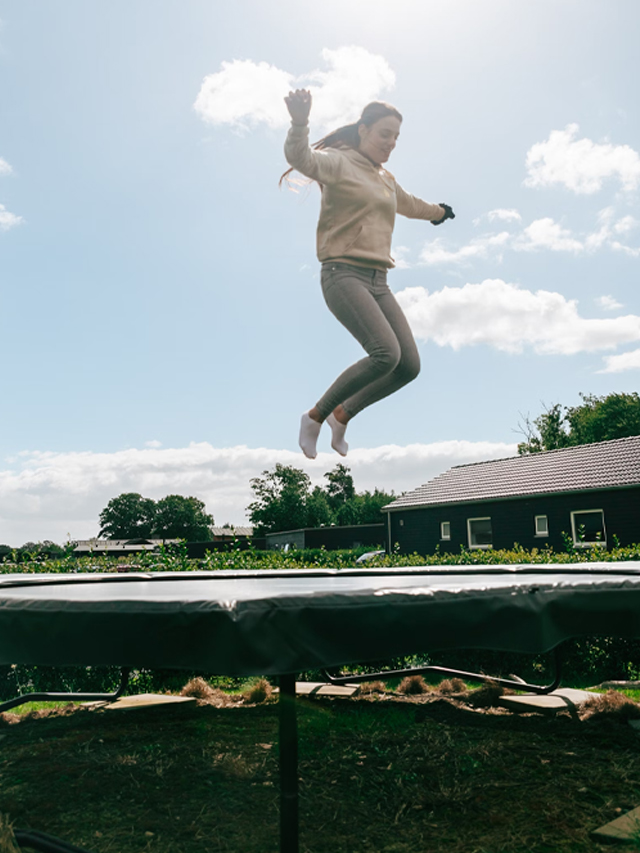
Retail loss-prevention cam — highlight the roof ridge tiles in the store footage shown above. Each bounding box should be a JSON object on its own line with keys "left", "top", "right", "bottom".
{"left": 448, "top": 434, "right": 640, "bottom": 472}
{"left": 385, "top": 435, "right": 640, "bottom": 510}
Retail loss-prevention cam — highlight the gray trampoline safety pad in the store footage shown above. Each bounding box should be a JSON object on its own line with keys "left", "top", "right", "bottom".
{"left": 1, "top": 564, "right": 640, "bottom": 676}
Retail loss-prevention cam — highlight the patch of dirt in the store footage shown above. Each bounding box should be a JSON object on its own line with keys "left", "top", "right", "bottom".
{"left": 1, "top": 688, "right": 640, "bottom": 853}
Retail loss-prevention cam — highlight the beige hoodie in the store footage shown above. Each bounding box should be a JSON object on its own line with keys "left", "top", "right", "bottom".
{"left": 284, "top": 122, "right": 445, "bottom": 270}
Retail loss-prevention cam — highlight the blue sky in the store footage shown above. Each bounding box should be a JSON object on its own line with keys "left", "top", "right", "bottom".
{"left": 1, "top": 0, "right": 639, "bottom": 544}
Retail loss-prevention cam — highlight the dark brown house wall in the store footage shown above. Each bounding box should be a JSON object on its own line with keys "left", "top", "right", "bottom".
{"left": 388, "top": 487, "right": 640, "bottom": 555}
{"left": 304, "top": 524, "right": 386, "bottom": 550}
{"left": 264, "top": 524, "right": 386, "bottom": 551}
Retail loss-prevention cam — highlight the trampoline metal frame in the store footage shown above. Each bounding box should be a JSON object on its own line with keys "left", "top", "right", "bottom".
{"left": 323, "top": 645, "right": 563, "bottom": 695}
{"left": 0, "top": 668, "right": 131, "bottom": 714}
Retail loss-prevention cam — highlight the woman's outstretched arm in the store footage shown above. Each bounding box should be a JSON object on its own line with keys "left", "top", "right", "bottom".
{"left": 395, "top": 183, "right": 448, "bottom": 222}
{"left": 283, "top": 89, "right": 343, "bottom": 184}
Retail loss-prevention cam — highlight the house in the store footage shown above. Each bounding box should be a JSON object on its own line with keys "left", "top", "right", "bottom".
{"left": 383, "top": 435, "right": 640, "bottom": 554}
{"left": 210, "top": 526, "right": 254, "bottom": 543}
{"left": 185, "top": 528, "right": 261, "bottom": 557}
{"left": 74, "top": 538, "right": 181, "bottom": 555}
{"left": 264, "top": 523, "right": 386, "bottom": 552}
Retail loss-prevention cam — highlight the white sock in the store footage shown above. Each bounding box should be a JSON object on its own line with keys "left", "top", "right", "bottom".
{"left": 327, "top": 412, "right": 348, "bottom": 456}
{"left": 299, "top": 413, "right": 322, "bottom": 459}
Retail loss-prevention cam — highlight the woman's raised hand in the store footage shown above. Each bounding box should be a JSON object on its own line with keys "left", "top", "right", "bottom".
{"left": 285, "top": 88, "right": 312, "bottom": 125}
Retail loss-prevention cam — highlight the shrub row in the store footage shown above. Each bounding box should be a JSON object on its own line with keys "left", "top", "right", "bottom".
{"left": 3, "top": 540, "right": 640, "bottom": 574}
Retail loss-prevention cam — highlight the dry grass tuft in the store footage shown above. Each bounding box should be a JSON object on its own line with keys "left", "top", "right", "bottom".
{"left": 0, "top": 813, "right": 21, "bottom": 853}
{"left": 581, "top": 689, "right": 640, "bottom": 722}
{"left": 242, "top": 678, "right": 273, "bottom": 704}
{"left": 466, "top": 682, "right": 506, "bottom": 708}
{"left": 437, "top": 678, "right": 467, "bottom": 695}
{"left": 358, "top": 680, "right": 388, "bottom": 695}
{"left": 181, "top": 677, "right": 216, "bottom": 700}
{"left": 398, "top": 675, "right": 430, "bottom": 695}
{"left": 180, "top": 677, "right": 237, "bottom": 707}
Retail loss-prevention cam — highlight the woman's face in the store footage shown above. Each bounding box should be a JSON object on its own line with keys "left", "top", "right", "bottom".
{"left": 358, "top": 116, "right": 401, "bottom": 165}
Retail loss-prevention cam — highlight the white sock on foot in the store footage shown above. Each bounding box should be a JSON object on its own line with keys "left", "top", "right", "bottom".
{"left": 327, "top": 412, "right": 348, "bottom": 456}
{"left": 299, "top": 413, "right": 322, "bottom": 459}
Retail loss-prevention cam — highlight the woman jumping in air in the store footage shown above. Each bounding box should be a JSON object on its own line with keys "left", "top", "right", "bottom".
{"left": 283, "top": 89, "right": 454, "bottom": 459}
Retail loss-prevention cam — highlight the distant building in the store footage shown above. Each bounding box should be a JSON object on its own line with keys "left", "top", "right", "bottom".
{"left": 185, "top": 528, "right": 258, "bottom": 557}
{"left": 210, "top": 526, "right": 254, "bottom": 542}
{"left": 74, "top": 538, "right": 181, "bottom": 555}
{"left": 264, "top": 523, "right": 386, "bottom": 552}
{"left": 383, "top": 436, "right": 640, "bottom": 554}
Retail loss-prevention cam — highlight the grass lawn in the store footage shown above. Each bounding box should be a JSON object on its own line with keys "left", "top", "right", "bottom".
{"left": 2, "top": 684, "right": 640, "bottom": 853}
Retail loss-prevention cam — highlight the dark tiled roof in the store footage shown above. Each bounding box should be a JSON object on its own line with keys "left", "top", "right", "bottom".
{"left": 211, "top": 527, "right": 253, "bottom": 537}
{"left": 385, "top": 436, "right": 640, "bottom": 511}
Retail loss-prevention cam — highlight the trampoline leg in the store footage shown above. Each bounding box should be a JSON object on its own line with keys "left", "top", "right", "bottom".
{"left": 279, "top": 673, "right": 299, "bottom": 853}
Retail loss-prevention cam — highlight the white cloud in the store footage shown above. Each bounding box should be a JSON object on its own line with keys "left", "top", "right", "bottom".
{"left": 303, "top": 46, "right": 396, "bottom": 129}
{"left": 396, "top": 279, "right": 640, "bottom": 355}
{"left": 0, "top": 203, "right": 23, "bottom": 231}
{"left": 194, "top": 46, "right": 395, "bottom": 132}
{"left": 611, "top": 242, "right": 640, "bottom": 258}
{"left": 614, "top": 215, "right": 639, "bottom": 235}
{"left": 0, "top": 158, "right": 22, "bottom": 230}
{"left": 513, "top": 217, "right": 584, "bottom": 253}
{"left": 598, "top": 348, "right": 640, "bottom": 374}
{"left": 0, "top": 439, "right": 515, "bottom": 546}
{"left": 524, "top": 124, "right": 640, "bottom": 194}
{"left": 392, "top": 245, "right": 411, "bottom": 269}
{"left": 473, "top": 208, "right": 522, "bottom": 225}
{"left": 419, "top": 231, "right": 510, "bottom": 265}
{"left": 584, "top": 207, "right": 640, "bottom": 256}
{"left": 418, "top": 207, "right": 640, "bottom": 265}
{"left": 597, "top": 295, "right": 623, "bottom": 311}
{"left": 194, "top": 59, "right": 293, "bottom": 130}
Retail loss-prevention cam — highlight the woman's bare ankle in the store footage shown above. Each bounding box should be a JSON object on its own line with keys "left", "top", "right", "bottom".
{"left": 308, "top": 407, "right": 323, "bottom": 423}
{"left": 332, "top": 405, "right": 350, "bottom": 426}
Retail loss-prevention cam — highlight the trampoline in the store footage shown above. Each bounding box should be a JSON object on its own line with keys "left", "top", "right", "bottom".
{"left": 2, "top": 563, "right": 640, "bottom": 852}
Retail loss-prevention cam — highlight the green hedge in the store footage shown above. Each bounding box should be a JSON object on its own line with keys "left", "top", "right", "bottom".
{"left": 3, "top": 540, "right": 640, "bottom": 574}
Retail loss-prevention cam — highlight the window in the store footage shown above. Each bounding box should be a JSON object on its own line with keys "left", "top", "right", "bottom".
{"left": 467, "top": 517, "right": 492, "bottom": 549}
{"left": 571, "top": 510, "right": 606, "bottom": 547}
{"left": 440, "top": 521, "right": 451, "bottom": 540}
{"left": 535, "top": 515, "right": 549, "bottom": 536}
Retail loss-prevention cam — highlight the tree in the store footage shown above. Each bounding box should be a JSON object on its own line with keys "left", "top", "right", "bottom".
{"left": 355, "top": 488, "right": 396, "bottom": 524}
{"left": 324, "top": 464, "right": 355, "bottom": 512}
{"left": 518, "top": 392, "right": 640, "bottom": 454}
{"left": 247, "top": 464, "right": 311, "bottom": 534}
{"left": 98, "top": 492, "right": 214, "bottom": 541}
{"left": 153, "top": 495, "right": 214, "bottom": 541}
{"left": 306, "top": 487, "right": 333, "bottom": 528}
{"left": 246, "top": 462, "right": 394, "bottom": 533}
{"left": 98, "top": 493, "right": 157, "bottom": 539}
{"left": 567, "top": 392, "right": 640, "bottom": 445}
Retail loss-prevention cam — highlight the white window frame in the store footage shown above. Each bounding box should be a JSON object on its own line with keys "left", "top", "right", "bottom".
{"left": 534, "top": 515, "right": 549, "bottom": 537}
{"left": 440, "top": 521, "right": 451, "bottom": 541}
{"left": 467, "top": 516, "right": 493, "bottom": 550}
{"left": 570, "top": 509, "right": 607, "bottom": 548}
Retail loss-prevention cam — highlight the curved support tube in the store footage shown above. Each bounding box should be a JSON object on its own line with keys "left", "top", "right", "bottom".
{"left": 323, "top": 646, "right": 563, "bottom": 696}
{"left": 0, "top": 667, "right": 130, "bottom": 713}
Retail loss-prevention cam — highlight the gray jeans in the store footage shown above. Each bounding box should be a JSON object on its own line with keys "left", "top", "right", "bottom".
{"left": 316, "top": 262, "right": 421, "bottom": 419}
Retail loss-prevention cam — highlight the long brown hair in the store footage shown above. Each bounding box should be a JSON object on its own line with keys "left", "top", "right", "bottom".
{"left": 280, "top": 101, "right": 403, "bottom": 188}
